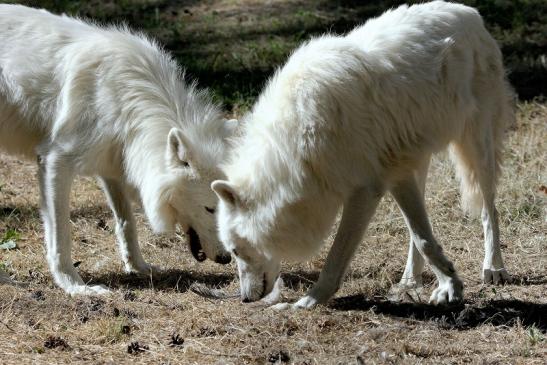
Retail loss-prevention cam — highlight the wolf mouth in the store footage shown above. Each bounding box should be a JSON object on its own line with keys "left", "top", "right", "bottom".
{"left": 188, "top": 228, "right": 206, "bottom": 262}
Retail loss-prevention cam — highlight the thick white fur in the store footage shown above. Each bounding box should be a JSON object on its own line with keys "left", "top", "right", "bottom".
{"left": 0, "top": 5, "right": 234, "bottom": 295}
{"left": 213, "top": 1, "right": 514, "bottom": 308}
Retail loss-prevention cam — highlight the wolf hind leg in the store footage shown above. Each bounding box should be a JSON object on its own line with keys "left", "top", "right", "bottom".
{"left": 450, "top": 121, "right": 510, "bottom": 284}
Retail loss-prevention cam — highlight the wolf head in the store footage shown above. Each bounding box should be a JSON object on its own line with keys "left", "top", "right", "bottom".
{"left": 211, "top": 176, "right": 340, "bottom": 301}
{"left": 210, "top": 181, "right": 328, "bottom": 302}
{"left": 211, "top": 180, "right": 281, "bottom": 301}
{"left": 143, "top": 120, "right": 238, "bottom": 265}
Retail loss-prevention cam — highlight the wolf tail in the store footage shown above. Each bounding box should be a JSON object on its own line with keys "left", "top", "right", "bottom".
{"left": 449, "top": 80, "right": 515, "bottom": 217}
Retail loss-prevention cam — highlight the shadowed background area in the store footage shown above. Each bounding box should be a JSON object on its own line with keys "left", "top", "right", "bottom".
{"left": 7, "top": 0, "right": 547, "bottom": 111}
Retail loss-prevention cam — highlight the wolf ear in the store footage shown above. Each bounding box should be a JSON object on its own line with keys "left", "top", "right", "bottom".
{"left": 167, "top": 128, "right": 191, "bottom": 168}
{"left": 211, "top": 180, "right": 239, "bottom": 206}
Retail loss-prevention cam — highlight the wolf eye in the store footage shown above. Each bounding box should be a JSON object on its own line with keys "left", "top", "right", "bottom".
{"left": 232, "top": 249, "right": 239, "bottom": 257}
{"left": 205, "top": 206, "right": 215, "bottom": 214}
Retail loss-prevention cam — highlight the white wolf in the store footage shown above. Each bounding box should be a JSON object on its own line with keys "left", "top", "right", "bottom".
{"left": 0, "top": 5, "right": 235, "bottom": 295}
{"left": 212, "top": 1, "right": 514, "bottom": 308}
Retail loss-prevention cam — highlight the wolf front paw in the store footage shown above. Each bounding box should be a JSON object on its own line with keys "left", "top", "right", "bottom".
{"left": 271, "top": 295, "right": 321, "bottom": 310}
{"left": 482, "top": 267, "right": 511, "bottom": 285}
{"left": 429, "top": 277, "right": 463, "bottom": 305}
{"left": 125, "top": 261, "right": 160, "bottom": 276}
{"left": 271, "top": 302, "right": 293, "bottom": 310}
{"left": 68, "top": 284, "right": 111, "bottom": 296}
{"left": 53, "top": 266, "right": 111, "bottom": 296}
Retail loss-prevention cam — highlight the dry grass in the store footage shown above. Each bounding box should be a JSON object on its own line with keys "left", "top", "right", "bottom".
{"left": 1, "top": 102, "right": 546, "bottom": 364}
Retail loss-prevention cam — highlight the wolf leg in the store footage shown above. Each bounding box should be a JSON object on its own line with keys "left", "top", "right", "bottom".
{"left": 399, "top": 155, "right": 430, "bottom": 288}
{"left": 99, "top": 177, "right": 156, "bottom": 275}
{"left": 481, "top": 202, "right": 509, "bottom": 284}
{"left": 391, "top": 177, "right": 463, "bottom": 305}
{"left": 38, "top": 152, "right": 109, "bottom": 295}
{"left": 275, "top": 185, "right": 383, "bottom": 310}
{"left": 453, "top": 129, "right": 510, "bottom": 284}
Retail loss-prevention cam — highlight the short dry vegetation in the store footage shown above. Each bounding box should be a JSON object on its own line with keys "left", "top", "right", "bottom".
{"left": 1, "top": 103, "right": 545, "bottom": 364}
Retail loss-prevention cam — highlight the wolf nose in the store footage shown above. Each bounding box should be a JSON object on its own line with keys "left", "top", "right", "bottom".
{"left": 242, "top": 297, "right": 251, "bottom": 303}
{"left": 215, "top": 253, "right": 232, "bottom": 265}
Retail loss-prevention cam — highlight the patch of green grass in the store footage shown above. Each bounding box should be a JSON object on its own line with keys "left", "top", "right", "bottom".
{"left": 527, "top": 326, "right": 545, "bottom": 346}
{"left": 0, "top": 261, "right": 9, "bottom": 271}
{"left": 0, "top": 229, "right": 20, "bottom": 250}
{"left": 508, "top": 193, "right": 543, "bottom": 221}
{"left": 2, "top": 228, "right": 20, "bottom": 243}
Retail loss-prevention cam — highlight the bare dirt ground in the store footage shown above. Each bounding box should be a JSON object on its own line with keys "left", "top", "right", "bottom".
{"left": 0, "top": 99, "right": 545, "bottom": 364}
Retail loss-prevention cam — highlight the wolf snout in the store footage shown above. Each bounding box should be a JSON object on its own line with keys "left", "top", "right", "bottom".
{"left": 241, "top": 273, "right": 268, "bottom": 303}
